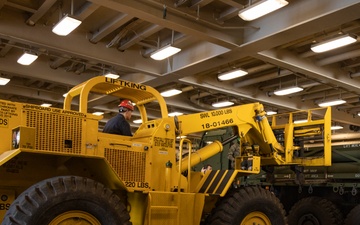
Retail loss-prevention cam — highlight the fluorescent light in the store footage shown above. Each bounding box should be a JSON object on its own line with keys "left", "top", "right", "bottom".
{"left": 0, "top": 78, "right": 10, "bottom": 85}
{"left": 274, "top": 86, "right": 303, "bottom": 96}
{"left": 318, "top": 99, "right": 346, "bottom": 107}
{"left": 92, "top": 112, "right": 104, "bottom": 116}
{"left": 161, "top": 89, "right": 182, "bottom": 97}
{"left": 266, "top": 110, "right": 277, "bottom": 115}
{"left": 176, "top": 136, "right": 187, "bottom": 139}
{"left": 212, "top": 101, "right": 234, "bottom": 108}
{"left": 311, "top": 34, "right": 357, "bottom": 53}
{"left": 52, "top": 15, "right": 82, "bottom": 36}
{"left": 17, "top": 52, "right": 38, "bottom": 65}
{"left": 104, "top": 73, "right": 119, "bottom": 79}
{"left": 294, "top": 119, "right": 308, "bottom": 124}
{"left": 41, "top": 103, "right": 52, "bottom": 107}
{"left": 150, "top": 45, "right": 181, "bottom": 60}
{"left": 218, "top": 69, "right": 248, "bottom": 81}
{"left": 331, "top": 125, "right": 343, "bottom": 130}
{"left": 168, "top": 112, "right": 183, "bottom": 117}
{"left": 133, "top": 119, "right": 143, "bottom": 124}
{"left": 238, "top": 0, "right": 289, "bottom": 21}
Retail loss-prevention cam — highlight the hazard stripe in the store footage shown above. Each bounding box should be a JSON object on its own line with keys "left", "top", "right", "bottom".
{"left": 199, "top": 170, "right": 217, "bottom": 193}
{"left": 216, "top": 170, "right": 234, "bottom": 195}
{"left": 207, "top": 170, "right": 226, "bottom": 193}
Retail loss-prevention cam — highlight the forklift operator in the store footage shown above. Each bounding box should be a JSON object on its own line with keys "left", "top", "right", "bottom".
{"left": 103, "top": 99, "right": 134, "bottom": 136}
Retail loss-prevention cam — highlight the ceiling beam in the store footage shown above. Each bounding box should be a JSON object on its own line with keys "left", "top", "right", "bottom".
{"left": 256, "top": 48, "right": 360, "bottom": 95}
{"left": 0, "top": 10, "right": 162, "bottom": 78}
{"left": 26, "top": 0, "right": 57, "bottom": 26}
{"left": 88, "top": 0, "right": 241, "bottom": 49}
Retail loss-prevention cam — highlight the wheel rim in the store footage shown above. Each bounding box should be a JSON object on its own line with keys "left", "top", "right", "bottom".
{"left": 298, "top": 213, "right": 320, "bottom": 225}
{"left": 49, "top": 210, "right": 101, "bottom": 225}
{"left": 240, "top": 211, "right": 271, "bottom": 225}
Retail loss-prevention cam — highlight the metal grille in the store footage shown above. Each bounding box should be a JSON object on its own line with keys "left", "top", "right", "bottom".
{"left": 25, "top": 110, "right": 82, "bottom": 154}
{"left": 105, "top": 148, "right": 146, "bottom": 182}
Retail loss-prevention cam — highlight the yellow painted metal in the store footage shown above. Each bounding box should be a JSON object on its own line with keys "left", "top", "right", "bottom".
{"left": 178, "top": 140, "right": 223, "bottom": 172}
{"left": 235, "top": 156, "right": 261, "bottom": 174}
{"left": 0, "top": 100, "right": 23, "bottom": 153}
{"left": 284, "top": 122, "right": 294, "bottom": 163}
{"left": 269, "top": 106, "right": 332, "bottom": 166}
{"left": 49, "top": 210, "right": 101, "bottom": 225}
{"left": 0, "top": 149, "right": 20, "bottom": 166}
{"left": 0, "top": 189, "right": 14, "bottom": 220}
{"left": 240, "top": 211, "right": 271, "bottom": 225}
{"left": 178, "top": 138, "right": 193, "bottom": 192}
{"left": 64, "top": 76, "right": 168, "bottom": 117}
{"left": 128, "top": 192, "right": 147, "bottom": 225}
{"left": 146, "top": 191, "right": 204, "bottom": 225}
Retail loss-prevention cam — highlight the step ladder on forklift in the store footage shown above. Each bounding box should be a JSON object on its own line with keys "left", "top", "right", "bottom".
{"left": 146, "top": 138, "right": 255, "bottom": 225}
{"left": 146, "top": 138, "right": 190, "bottom": 225}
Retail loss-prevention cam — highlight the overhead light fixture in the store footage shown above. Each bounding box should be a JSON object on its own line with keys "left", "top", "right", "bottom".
{"left": 0, "top": 78, "right": 10, "bottom": 85}
{"left": 274, "top": 86, "right": 303, "bottom": 96}
{"left": 41, "top": 103, "right": 52, "bottom": 107}
{"left": 331, "top": 125, "right": 343, "bottom": 130}
{"left": 218, "top": 69, "right": 248, "bottom": 81}
{"left": 104, "top": 72, "right": 119, "bottom": 79}
{"left": 238, "top": 0, "right": 289, "bottom": 21}
{"left": 133, "top": 119, "right": 143, "bottom": 124}
{"left": 318, "top": 99, "right": 346, "bottom": 107}
{"left": 150, "top": 45, "right": 181, "bottom": 60}
{"left": 176, "top": 136, "right": 187, "bottom": 139}
{"left": 52, "top": 14, "right": 82, "bottom": 36}
{"left": 168, "top": 112, "right": 183, "bottom": 117}
{"left": 294, "top": 119, "right": 308, "bottom": 124}
{"left": 266, "top": 110, "right": 277, "bottom": 115}
{"left": 311, "top": 34, "right": 357, "bottom": 53}
{"left": 212, "top": 101, "right": 234, "bottom": 108}
{"left": 161, "top": 89, "right": 182, "bottom": 97}
{"left": 92, "top": 112, "right": 104, "bottom": 116}
{"left": 17, "top": 52, "right": 38, "bottom": 65}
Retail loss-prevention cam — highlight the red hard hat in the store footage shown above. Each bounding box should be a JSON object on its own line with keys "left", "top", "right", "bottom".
{"left": 118, "top": 99, "right": 134, "bottom": 111}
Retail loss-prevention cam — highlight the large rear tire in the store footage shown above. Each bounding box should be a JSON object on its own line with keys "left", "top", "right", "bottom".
{"left": 206, "top": 186, "right": 286, "bottom": 225}
{"left": 344, "top": 204, "right": 360, "bottom": 225}
{"left": 2, "top": 176, "right": 131, "bottom": 225}
{"left": 287, "top": 197, "right": 343, "bottom": 225}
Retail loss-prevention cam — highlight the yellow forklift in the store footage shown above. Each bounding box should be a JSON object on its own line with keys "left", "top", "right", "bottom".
{"left": 0, "top": 76, "right": 331, "bottom": 225}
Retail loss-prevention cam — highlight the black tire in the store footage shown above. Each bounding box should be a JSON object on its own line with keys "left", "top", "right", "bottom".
{"left": 287, "top": 197, "right": 343, "bottom": 225}
{"left": 2, "top": 176, "right": 131, "bottom": 225}
{"left": 345, "top": 204, "right": 360, "bottom": 225}
{"left": 206, "top": 186, "right": 286, "bottom": 225}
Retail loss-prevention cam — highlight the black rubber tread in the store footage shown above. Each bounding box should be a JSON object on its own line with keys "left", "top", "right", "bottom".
{"left": 2, "top": 176, "right": 131, "bottom": 225}
{"left": 287, "top": 196, "right": 343, "bottom": 225}
{"left": 344, "top": 204, "right": 360, "bottom": 225}
{"left": 206, "top": 186, "right": 287, "bottom": 225}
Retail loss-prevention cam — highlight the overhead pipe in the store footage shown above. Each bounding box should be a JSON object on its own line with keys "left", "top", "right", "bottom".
{"left": 189, "top": 92, "right": 215, "bottom": 110}
{"left": 148, "top": 0, "right": 258, "bottom": 30}
{"left": 233, "top": 64, "right": 284, "bottom": 88}
{"left": 350, "top": 72, "right": 360, "bottom": 78}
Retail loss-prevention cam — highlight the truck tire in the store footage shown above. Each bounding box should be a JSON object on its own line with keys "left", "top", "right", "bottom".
{"left": 2, "top": 176, "right": 131, "bottom": 225}
{"left": 206, "top": 186, "right": 286, "bottom": 225}
{"left": 287, "top": 197, "right": 343, "bottom": 225}
{"left": 344, "top": 204, "right": 360, "bottom": 225}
